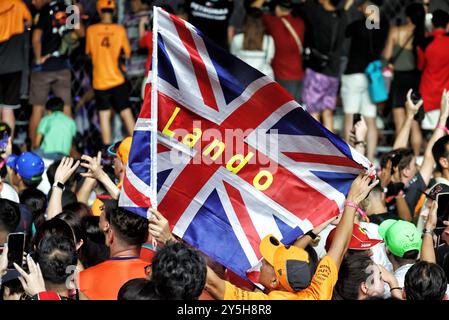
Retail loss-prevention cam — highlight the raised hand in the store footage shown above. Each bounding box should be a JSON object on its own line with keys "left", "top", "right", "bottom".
{"left": 405, "top": 89, "right": 423, "bottom": 118}
{"left": 54, "top": 157, "right": 80, "bottom": 185}
{"left": 440, "top": 89, "right": 449, "bottom": 123}
{"left": 80, "top": 151, "right": 104, "bottom": 180}
{"left": 354, "top": 116, "right": 368, "bottom": 143}
{"left": 14, "top": 255, "right": 46, "bottom": 297}
{"left": 347, "top": 174, "right": 380, "bottom": 205}
{"left": 148, "top": 209, "right": 176, "bottom": 244}
{"left": 380, "top": 159, "right": 392, "bottom": 188}
{"left": 424, "top": 201, "right": 438, "bottom": 231}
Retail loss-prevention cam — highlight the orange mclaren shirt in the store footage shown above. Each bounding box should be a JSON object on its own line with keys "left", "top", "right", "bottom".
{"left": 86, "top": 23, "right": 131, "bottom": 90}
{"left": 79, "top": 257, "right": 148, "bottom": 300}
{"left": 223, "top": 256, "right": 338, "bottom": 300}
{"left": 0, "top": 0, "right": 31, "bottom": 42}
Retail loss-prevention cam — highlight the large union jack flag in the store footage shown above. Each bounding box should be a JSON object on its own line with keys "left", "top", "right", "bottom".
{"left": 119, "top": 7, "right": 372, "bottom": 280}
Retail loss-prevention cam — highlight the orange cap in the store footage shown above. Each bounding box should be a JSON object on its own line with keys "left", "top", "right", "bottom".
{"left": 116, "top": 137, "right": 132, "bottom": 165}
{"left": 259, "top": 234, "right": 311, "bottom": 292}
{"left": 92, "top": 198, "right": 105, "bottom": 217}
{"left": 97, "top": 0, "right": 116, "bottom": 13}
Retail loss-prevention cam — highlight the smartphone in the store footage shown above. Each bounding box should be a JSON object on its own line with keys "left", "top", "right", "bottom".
{"left": 0, "top": 131, "right": 9, "bottom": 153}
{"left": 353, "top": 113, "right": 362, "bottom": 126}
{"left": 7, "top": 232, "right": 25, "bottom": 269}
{"left": 411, "top": 91, "right": 422, "bottom": 104}
{"left": 435, "top": 193, "right": 449, "bottom": 235}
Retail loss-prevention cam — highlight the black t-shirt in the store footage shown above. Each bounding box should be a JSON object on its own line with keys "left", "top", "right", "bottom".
{"left": 405, "top": 173, "right": 427, "bottom": 214}
{"left": 297, "top": 0, "right": 347, "bottom": 76}
{"left": 344, "top": 16, "right": 389, "bottom": 74}
{"left": 33, "top": 2, "right": 70, "bottom": 72}
{"left": 0, "top": 33, "right": 28, "bottom": 75}
{"left": 185, "top": 0, "right": 234, "bottom": 50}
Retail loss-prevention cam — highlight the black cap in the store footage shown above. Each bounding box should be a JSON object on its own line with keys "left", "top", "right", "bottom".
{"left": 2, "top": 269, "right": 20, "bottom": 283}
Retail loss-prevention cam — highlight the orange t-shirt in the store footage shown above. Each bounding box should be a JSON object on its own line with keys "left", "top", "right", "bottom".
{"left": 0, "top": 0, "right": 31, "bottom": 42}
{"left": 79, "top": 257, "right": 148, "bottom": 300}
{"left": 86, "top": 23, "right": 131, "bottom": 90}
{"left": 223, "top": 256, "right": 338, "bottom": 300}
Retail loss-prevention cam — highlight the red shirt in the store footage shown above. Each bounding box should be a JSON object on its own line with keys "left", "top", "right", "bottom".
{"left": 263, "top": 14, "right": 305, "bottom": 81}
{"left": 139, "top": 31, "right": 153, "bottom": 75}
{"left": 418, "top": 30, "right": 449, "bottom": 112}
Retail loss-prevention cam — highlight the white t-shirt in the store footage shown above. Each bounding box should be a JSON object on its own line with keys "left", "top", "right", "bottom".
{"left": 0, "top": 182, "right": 19, "bottom": 203}
{"left": 230, "top": 34, "right": 275, "bottom": 78}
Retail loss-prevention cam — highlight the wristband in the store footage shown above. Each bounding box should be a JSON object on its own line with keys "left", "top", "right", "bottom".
{"left": 390, "top": 287, "right": 402, "bottom": 292}
{"left": 52, "top": 181, "right": 65, "bottom": 191}
{"left": 344, "top": 200, "right": 370, "bottom": 223}
{"left": 354, "top": 141, "right": 367, "bottom": 147}
{"left": 305, "top": 230, "right": 318, "bottom": 240}
{"left": 437, "top": 124, "right": 449, "bottom": 135}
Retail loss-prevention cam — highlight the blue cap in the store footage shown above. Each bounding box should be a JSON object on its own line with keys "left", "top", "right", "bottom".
{"left": 14, "top": 152, "right": 45, "bottom": 181}
{"left": 6, "top": 154, "right": 18, "bottom": 169}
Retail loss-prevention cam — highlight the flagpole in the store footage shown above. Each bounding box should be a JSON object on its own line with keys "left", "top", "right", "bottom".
{"left": 149, "top": 6, "right": 159, "bottom": 214}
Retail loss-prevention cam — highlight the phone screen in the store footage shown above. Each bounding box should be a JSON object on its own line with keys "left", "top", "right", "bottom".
{"left": 353, "top": 113, "right": 362, "bottom": 126}
{"left": 0, "top": 131, "right": 9, "bottom": 153}
{"left": 435, "top": 193, "right": 449, "bottom": 235}
{"left": 7, "top": 233, "right": 25, "bottom": 269}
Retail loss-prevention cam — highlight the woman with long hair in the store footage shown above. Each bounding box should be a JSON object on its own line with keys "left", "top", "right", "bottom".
{"left": 333, "top": 254, "right": 401, "bottom": 300}
{"left": 230, "top": 8, "right": 275, "bottom": 78}
{"left": 383, "top": 3, "right": 426, "bottom": 156}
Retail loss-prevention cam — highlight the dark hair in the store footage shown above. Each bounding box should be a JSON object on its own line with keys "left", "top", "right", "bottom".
{"left": 82, "top": 216, "right": 104, "bottom": 244}
{"left": 405, "top": 3, "right": 426, "bottom": 54}
{"left": 118, "top": 279, "right": 159, "bottom": 300}
{"left": 19, "top": 188, "right": 47, "bottom": 231}
{"left": 432, "top": 9, "right": 449, "bottom": 29}
{"left": 243, "top": 8, "right": 265, "bottom": 51}
{"left": 151, "top": 241, "right": 206, "bottom": 300}
{"left": 22, "top": 177, "right": 42, "bottom": 188}
{"left": 432, "top": 136, "right": 449, "bottom": 172}
{"left": 32, "top": 218, "right": 75, "bottom": 251}
{"left": 35, "top": 233, "right": 77, "bottom": 285}
{"left": 0, "top": 199, "right": 21, "bottom": 234}
{"left": 79, "top": 216, "right": 109, "bottom": 268}
{"left": 393, "top": 249, "right": 420, "bottom": 262}
{"left": 334, "top": 254, "right": 375, "bottom": 300}
{"left": 404, "top": 261, "right": 447, "bottom": 300}
{"left": 45, "top": 97, "right": 64, "bottom": 112}
{"left": 0, "top": 278, "right": 24, "bottom": 300}
{"left": 63, "top": 202, "right": 92, "bottom": 219}
{"left": 107, "top": 208, "right": 149, "bottom": 246}
{"left": 55, "top": 211, "right": 84, "bottom": 245}
{"left": 391, "top": 148, "right": 414, "bottom": 172}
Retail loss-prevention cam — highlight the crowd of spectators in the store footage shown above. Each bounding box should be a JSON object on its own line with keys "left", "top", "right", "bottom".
{"left": 0, "top": 0, "right": 449, "bottom": 301}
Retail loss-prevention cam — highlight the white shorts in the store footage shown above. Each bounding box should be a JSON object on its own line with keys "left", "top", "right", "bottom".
{"left": 341, "top": 73, "right": 377, "bottom": 118}
{"left": 422, "top": 109, "right": 440, "bottom": 130}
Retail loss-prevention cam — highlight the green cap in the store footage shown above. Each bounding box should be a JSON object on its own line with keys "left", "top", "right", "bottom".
{"left": 378, "top": 219, "right": 422, "bottom": 258}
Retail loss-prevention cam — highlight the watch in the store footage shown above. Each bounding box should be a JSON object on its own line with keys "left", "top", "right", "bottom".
{"left": 53, "top": 181, "right": 65, "bottom": 191}
{"left": 305, "top": 230, "right": 318, "bottom": 240}
{"left": 423, "top": 228, "right": 435, "bottom": 236}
